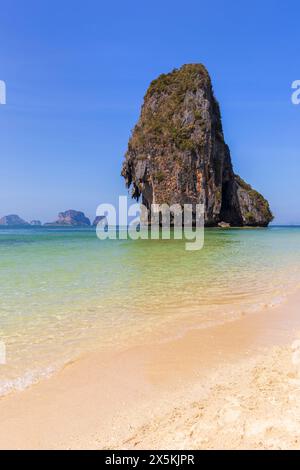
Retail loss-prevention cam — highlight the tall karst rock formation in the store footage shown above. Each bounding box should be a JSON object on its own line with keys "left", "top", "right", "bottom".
{"left": 122, "top": 64, "right": 273, "bottom": 227}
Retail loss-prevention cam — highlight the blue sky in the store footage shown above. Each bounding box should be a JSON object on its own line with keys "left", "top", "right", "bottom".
{"left": 0, "top": 0, "right": 299, "bottom": 224}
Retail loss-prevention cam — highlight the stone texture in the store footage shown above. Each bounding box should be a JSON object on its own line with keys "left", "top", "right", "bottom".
{"left": 121, "top": 64, "right": 273, "bottom": 227}
{"left": 218, "top": 221, "right": 231, "bottom": 228}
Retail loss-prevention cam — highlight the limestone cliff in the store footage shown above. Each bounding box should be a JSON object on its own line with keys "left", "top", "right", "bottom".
{"left": 121, "top": 64, "right": 273, "bottom": 227}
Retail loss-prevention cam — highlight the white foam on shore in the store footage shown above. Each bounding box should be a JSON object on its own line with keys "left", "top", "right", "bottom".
{"left": 0, "top": 365, "right": 57, "bottom": 397}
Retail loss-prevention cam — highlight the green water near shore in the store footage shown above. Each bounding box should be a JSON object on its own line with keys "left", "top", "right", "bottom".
{"left": 1, "top": 226, "right": 300, "bottom": 395}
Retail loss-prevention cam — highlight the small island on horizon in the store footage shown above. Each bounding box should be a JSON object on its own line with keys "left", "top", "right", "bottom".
{"left": 0, "top": 210, "right": 101, "bottom": 228}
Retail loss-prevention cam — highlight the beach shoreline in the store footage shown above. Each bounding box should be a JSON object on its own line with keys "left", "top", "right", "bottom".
{"left": 1, "top": 289, "right": 300, "bottom": 450}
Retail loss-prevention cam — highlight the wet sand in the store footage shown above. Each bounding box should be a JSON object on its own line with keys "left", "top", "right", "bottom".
{"left": 1, "top": 290, "right": 300, "bottom": 449}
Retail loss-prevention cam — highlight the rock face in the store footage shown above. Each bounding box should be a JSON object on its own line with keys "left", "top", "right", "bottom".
{"left": 45, "top": 210, "right": 91, "bottom": 227}
{"left": 121, "top": 64, "right": 273, "bottom": 227}
{"left": 0, "top": 215, "right": 29, "bottom": 226}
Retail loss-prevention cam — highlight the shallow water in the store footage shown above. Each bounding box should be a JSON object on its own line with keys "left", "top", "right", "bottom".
{"left": 0, "top": 226, "right": 300, "bottom": 395}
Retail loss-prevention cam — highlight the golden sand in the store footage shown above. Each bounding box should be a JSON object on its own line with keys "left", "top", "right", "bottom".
{"left": 1, "top": 290, "right": 300, "bottom": 450}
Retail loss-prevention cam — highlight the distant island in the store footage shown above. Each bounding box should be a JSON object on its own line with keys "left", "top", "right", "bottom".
{"left": 0, "top": 210, "right": 98, "bottom": 227}
{"left": 122, "top": 64, "right": 273, "bottom": 227}
{"left": 0, "top": 215, "right": 30, "bottom": 226}
{"left": 44, "top": 210, "right": 91, "bottom": 227}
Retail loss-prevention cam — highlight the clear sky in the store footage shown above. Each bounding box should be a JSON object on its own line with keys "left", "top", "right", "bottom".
{"left": 0, "top": 0, "right": 299, "bottom": 224}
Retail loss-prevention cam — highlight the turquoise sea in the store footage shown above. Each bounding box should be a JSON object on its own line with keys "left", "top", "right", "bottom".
{"left": 1, "top": 226, "right": 300, "bottom": 396}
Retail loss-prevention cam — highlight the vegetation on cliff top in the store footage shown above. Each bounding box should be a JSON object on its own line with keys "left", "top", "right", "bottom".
{"left": 131, "top": 64, "right": 212, "bottom": 153}
{"left": 145, "top": 64, "right": 209, "bottom": 99}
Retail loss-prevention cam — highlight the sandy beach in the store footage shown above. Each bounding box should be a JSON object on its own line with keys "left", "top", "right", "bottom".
{"left": 1, "top": 289, "right": 300, "bottom": 450}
